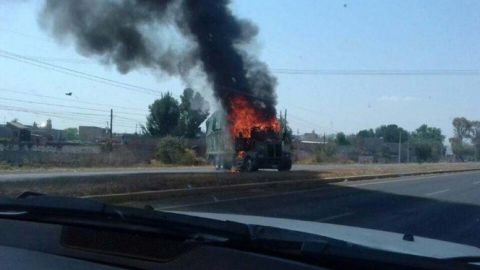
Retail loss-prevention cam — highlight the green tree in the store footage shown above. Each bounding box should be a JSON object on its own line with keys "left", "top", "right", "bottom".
{"left": 450, "top": 117, "right": 475, "bottom": 161}
{"left": 375, "top": 124, "right": 409, "bottom": 143}
{"left": 335, "top": 132, "right": 350, "bottom": 145}
{"left": 64, "top": 127, "right": 79, "bottom": 141}
{"left": 411, "top": 124, "right": 445, "bottom": 162}
{"left": 356, "top": 129, "right": 375, "bottom": 139}
{"left": 470, "top": 121, "right": 480, "bottom": 160}
{"left": 314, "top": 142, "right": 337, "bottom": 162}
{"left": 450, "top": 137, "right": 475, "bottom": 161}
{"left": 452, "top": 117, "right": 472, "bottom": 140}
{"left": 146, "top": 92, "right": 180, "bottom": 137}
{"left": 177, "top": 88, "right": 209, "bottom": 138}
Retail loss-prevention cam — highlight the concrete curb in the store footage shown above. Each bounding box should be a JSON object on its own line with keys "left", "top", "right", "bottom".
{"left": 84, "top": 168, "right": 480, "bottom": 203}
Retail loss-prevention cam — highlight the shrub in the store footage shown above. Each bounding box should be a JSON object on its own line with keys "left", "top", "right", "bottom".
{"left": 155, "top": 136, "right": 204, "bottom": 165}
{"left": 314, "top": 142, "right": 337, "bottom": 163}
{"left": 0, "top": 161, "right": 12, "bottom": 170}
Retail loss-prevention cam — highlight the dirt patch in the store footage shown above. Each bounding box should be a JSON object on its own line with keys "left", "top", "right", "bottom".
{"left": 319, "top": 163, "right": 480, "bottom": 178}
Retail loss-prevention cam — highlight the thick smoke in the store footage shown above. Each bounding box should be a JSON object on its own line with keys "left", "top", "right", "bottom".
{"left": 40, "top": 0, "right": 277, "bottom": 119}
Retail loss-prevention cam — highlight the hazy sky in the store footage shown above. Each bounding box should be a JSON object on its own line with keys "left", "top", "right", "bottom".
{"left": 1, "top": 0, "right": 480, "bottom": 138}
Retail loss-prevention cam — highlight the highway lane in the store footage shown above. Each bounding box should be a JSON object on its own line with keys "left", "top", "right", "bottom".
{"left": 151, "top": 171, "right": 480, "bottom": 248}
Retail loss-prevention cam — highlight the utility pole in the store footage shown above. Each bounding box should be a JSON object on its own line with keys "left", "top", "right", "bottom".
{"left": 398, "top": 131, "right": 402, "bottom": 163}
{"left": 110, "top": 109, "right": 113, "bottom": 139}
{"left": 407, "top": 139, "right": 410, "bottom": 163}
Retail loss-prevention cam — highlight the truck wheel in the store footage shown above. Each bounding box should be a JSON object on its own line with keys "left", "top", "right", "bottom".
{"left": 245, "top": 158, "right": 257, "bottom": 172}
{"left": 223, "top": 162, "right": 232, "bottom": 170}
{"left": 214, "top": 156, "right": 221, "bottom": 170}
{"left": 278, "top": 159, "right": 292, "bottom": 171}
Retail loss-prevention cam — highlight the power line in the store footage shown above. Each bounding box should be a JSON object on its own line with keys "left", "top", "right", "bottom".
{"left": 0, "top": 96, "right": 146, "bottom": 117}
{"left": 0, "top": 105, "right": 136, "bottom": 129}
{"left": 0, "top": 53, "right": 155, "bottom": 96}
{"left": 22, "top": 56, "right": 93, "bottom": 64}
{"left": 4, "top": 28, "right": 480, "bottom": 77}
{"left": 288, "top": 113, "right": 327, "bottom": 131}
{"left": 0, "top": 84, "right": 328, "bottom": 133}
{"left": 115, "top": 115, "right": 145, "bottom": 123}
{"left": 0, "top": 49, "right": 162, "bottom": 96}
{"left": 9, "top": 54, "right": 480, "bottom": 76}
{"left": 271, "top": 68, "right": 480, "bottom": 76}
{"left": 0, "top": 88, "right": 146, "bottom": 112}
{"left": 0, "top": 49, "right": 160, "bottom": 94}
{"left": 0, "top": 103, "right": 142, "bottom": 124}
{"left": 0, "top": 105, "right": 106, "bottom": 124}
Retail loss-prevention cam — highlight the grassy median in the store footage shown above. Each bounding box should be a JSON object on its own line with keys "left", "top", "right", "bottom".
{"left": 0, "top": 162, "right": 479, "bottom": 198}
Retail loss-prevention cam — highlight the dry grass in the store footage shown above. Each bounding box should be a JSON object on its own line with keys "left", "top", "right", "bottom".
{"left": 319, "top": 163, "right": 480, "bottom": 178}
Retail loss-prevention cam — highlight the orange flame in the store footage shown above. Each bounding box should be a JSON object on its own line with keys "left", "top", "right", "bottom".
{"left": 227, "top": 96, "right": 280, "bottom": 138}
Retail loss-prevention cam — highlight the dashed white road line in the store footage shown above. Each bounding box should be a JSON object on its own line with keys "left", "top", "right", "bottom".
{"left": 317, "top": 212, "right": 354, "bottom": 222}
{"left": 425, "top": 189, "right": 450, "bottom": 197}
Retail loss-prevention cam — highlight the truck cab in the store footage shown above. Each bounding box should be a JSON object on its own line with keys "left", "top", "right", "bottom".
{"left": 206, "top": 110, "right": 292, "bottom": 172}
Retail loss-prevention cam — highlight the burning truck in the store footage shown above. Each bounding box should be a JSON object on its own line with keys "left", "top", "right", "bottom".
{"left": 206, "top": 96, "right": 292, "bottom": 172}
{"left": 41, "top": 1, "right": 289, "bottom": 172}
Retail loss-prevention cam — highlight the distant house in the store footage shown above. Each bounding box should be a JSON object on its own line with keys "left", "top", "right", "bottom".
{"left": 79, "top": 126, "right": 108, "bottom": 142}
{"left": 0, "top": 124, "right": 13, "bottom": 141}
{"left": 1, "top": 119, "right": 67, "bottom": 144}
{"left": 301, "top": 131, "right": 322, "bottom": 142}
{"left": 27, "top": 120, "right": 66, "bottom": 142}
{"left": 6, "top": 121, "right": 31, "bottom": 142}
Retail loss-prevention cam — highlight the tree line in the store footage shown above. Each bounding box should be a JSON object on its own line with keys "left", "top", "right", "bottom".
{"left": 450, "top": 117, "right": 480, "bottom": 161}
{"left": 145, "top": 88, "right": 210, "bottom": 138}
{"left": 331, "top": 124, "right": 445, "bottom": 162}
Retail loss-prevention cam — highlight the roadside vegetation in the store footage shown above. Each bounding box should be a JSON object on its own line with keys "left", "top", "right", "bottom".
{"left": 142, "top": 89, "right": 210, "bottom": 166}
{"left": 449, "top": 117, "right": 480, "bottom": 161}
{"left": 144, "top": 88, "right": 209, "bottom": 139}
{"left": 154, "top": 136, "right": 205, "bottom": 166}
{"left": 298, "top": 118, "right": 479, "bottom": 164}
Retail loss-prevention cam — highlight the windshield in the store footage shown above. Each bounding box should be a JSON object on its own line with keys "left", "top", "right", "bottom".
{"left": 1, "top": 0, "right": 480, "bottom": 256}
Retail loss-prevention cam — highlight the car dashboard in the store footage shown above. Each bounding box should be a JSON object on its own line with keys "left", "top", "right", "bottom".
{"left": 0, "top": 218, "right": 326, "bottom": 270}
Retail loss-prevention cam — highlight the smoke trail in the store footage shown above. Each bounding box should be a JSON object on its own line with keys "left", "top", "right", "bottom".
{"left": 40, "top": 0, "right": 277, "bottom": 119}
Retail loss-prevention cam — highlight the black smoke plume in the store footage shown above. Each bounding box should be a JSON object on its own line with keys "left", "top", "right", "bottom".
{"left": 40, "top": 0, "right": 277, "bottom": 119}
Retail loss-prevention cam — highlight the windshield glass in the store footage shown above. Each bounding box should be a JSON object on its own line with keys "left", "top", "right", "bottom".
{"left": 1, "top": 0, "right": 480, "bottom": 253}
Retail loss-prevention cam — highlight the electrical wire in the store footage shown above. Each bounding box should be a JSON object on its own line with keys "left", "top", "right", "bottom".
{"left": 0, "top": 49, "right": 161, "bottom": 96}
{"left": 271, "top": 68, "right": 480, "bottom": 76}
{"left": 0, "top": 106, "right": 136, "bottom": 129}
{"left": 0, "top": 88, "right": 145, "bottom": 112}
{"left": 0, "top": 96, "right": 146, "bottom": 117}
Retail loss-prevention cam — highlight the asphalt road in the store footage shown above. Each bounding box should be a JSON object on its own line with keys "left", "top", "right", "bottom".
{"left": 150, "top": 171, "right": 480, "bottom": 248}
{"left": 0, "top": 163, "right": 466, "bottom": 181}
